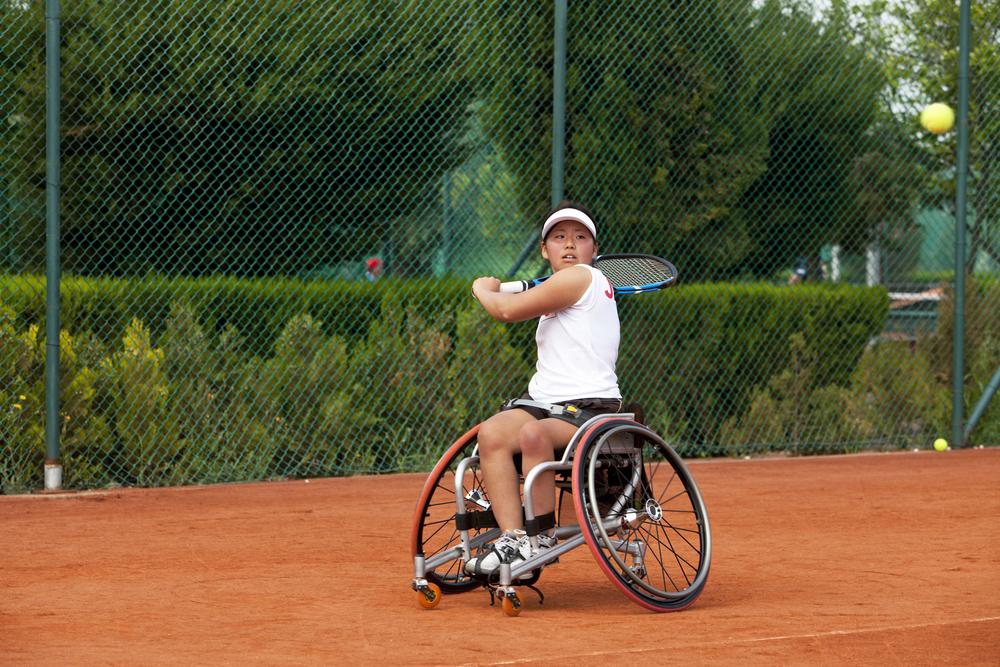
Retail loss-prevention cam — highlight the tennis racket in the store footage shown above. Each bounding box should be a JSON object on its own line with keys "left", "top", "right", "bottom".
{"left": 500, "top": 254, "right": 677, "bottom": 296}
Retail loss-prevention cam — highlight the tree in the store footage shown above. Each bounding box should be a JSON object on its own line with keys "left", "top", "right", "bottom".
{"left": 875, "top": 0, "right": 999, "bottom": 272}
{"left": 1, "top": 1, "right": 38, "bottom": 272}
{"left": 471, "top": 1, "right": 769, "bottom": 279}
{"left": 8, "top": 0, "right": 476, "bottom": 277}
{"left": 471, "top": 0, "right": 896, "bottom": 281}
{"left": 734, "top": 0, "right": 920, "bottom": 281}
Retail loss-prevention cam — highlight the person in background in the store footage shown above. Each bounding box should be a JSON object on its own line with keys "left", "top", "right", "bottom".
{"left": 365, "top": 257, "right": 383, "bottom": 282}
{"left": 788, "top": 257, "right": 808, "bottom": 284}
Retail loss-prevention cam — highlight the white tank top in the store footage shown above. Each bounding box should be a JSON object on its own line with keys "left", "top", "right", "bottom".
{"left": 528, "top": 264, "right": 621, "bottom": 403}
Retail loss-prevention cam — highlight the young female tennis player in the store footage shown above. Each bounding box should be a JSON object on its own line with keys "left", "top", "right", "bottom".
{"left": 467, "top": 201, "right": 622, "bottom": 576}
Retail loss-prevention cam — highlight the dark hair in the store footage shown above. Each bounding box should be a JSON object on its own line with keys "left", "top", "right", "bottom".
{"left": 548, "top": 199, "right": 594, "bottom": 221}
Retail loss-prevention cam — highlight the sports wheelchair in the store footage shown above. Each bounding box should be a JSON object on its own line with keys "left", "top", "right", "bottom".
{"left": 410, "top": 399, "right": 712, "bottom": 616}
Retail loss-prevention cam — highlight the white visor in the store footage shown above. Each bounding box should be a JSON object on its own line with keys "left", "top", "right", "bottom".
{"left": 541, "top": 208, "right": 597, "bottom": 240}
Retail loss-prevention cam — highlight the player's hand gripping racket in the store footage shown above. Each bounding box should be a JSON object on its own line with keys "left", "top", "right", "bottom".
{"left": 500, "top": 253, "right": 677, "bottom": 295}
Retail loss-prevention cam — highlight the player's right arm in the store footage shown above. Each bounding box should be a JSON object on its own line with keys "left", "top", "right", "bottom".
{"left": 472, "top": 266, "right": 590, "bottom": 323}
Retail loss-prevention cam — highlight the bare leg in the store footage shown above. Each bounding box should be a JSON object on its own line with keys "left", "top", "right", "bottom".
{"left": 477, "top": 412, "right": 579, "bottom": 531}
{"left": 517, "top": 418, "right": 578, "bottom": 520}
{"left": 477, "top": 409, "right": 536, "bottom": 531}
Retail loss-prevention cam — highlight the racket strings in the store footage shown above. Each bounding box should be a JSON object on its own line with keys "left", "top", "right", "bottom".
{"left": 596, "top": 257, "right": 676, "bottom": 288}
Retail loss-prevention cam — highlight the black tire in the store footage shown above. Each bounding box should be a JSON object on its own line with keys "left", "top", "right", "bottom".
{"left": 572, "top": 418, "right": 711, "bottom": 611}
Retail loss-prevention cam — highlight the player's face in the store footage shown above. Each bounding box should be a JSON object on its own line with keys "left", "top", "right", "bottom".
{"left": 541, "top": 221, "right": 596, "bottom": 272}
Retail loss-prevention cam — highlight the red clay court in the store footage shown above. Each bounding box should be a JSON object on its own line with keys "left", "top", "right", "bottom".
{"left": 3, "top": 448, "right": 998, "bottom": 665}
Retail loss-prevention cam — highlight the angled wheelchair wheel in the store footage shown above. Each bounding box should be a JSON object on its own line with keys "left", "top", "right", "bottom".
{"left": 411, "top": 424, "right": 495, "bottom": 593}
{"left": 572, "top": 417, "right": 711, "bottom": 612}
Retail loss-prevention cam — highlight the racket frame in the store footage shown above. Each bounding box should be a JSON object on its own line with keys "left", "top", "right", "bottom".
{"left": 498, "top": 253, "right": 677, "bottom": 295}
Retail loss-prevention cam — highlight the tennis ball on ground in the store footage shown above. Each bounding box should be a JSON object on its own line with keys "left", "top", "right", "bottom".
{"left": 921, "top": 103, "right": 954, "bottom": 134}
{"left": 933, "top": 438, "right": 948, "bottom": 452}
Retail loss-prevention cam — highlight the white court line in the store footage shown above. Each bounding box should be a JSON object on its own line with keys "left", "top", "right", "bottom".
{"left": 683, "top": 446, "right": 994, "bottom": 467}
{"left": 468, "top": 616, "right": 1000, "bottom": 666}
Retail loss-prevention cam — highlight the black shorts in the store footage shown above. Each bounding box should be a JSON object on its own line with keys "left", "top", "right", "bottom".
{"left": 502, "top": 392, "right": 624, "bottom": 426}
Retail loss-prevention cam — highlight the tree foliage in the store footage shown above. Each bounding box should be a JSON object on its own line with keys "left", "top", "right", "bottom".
{"left": 8, "top": 0, "right": 476, "bottom": 276}
{"left": 885, "top": 0, "right": 999, "bottom": 270}
{"left": 736, "top": 1, "right": 898, "bottom": 278}
{"left": 473, "top": 0, "right": 897, "bottom": 280}
{"left": 4, "top": 0, "right": 977, "bottom": 281}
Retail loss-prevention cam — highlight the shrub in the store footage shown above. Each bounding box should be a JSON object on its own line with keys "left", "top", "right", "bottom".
{"left": 620, "top": 283, "right": 887, "bottom": 450}
{"left": 720, "top": 333, "right": 950, "bottom": 455}
{"left": 0, "top": 277, "right": 902, "bottom": 488}
{"left": 159, "top": 303, "right": 279, "bottom": 484}
{"left": 342, "top": 299, "right": 461, "bottom": 473}
{"left": 447, "top": 305, "right": 533, "bottom": 431}
{"left": 99, "top": 319, "right": 174, "bottom": 485}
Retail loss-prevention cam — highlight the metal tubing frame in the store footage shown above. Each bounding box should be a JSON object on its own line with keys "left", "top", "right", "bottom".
{"left": 506, "top": 519, "right": 640, "bottom": 584}
{"left": 522, "top": 412, "right": 634, "bottom": 529}
{"left": 454, "top": 455, "right": 490, "bottom": 560}
{"left": 514, "top": 413, "right": 638, "bottom": 582}
{"left": 505, "top": 533, "right": 585, "bottom": 584}
{"left": 413, "top": 453, "right": 500, "bottom": 578}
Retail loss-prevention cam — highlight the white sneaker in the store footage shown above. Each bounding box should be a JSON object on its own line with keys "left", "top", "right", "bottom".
{"left": 466, "top": 530, "right": 557, "bottom": 577}
{"left": 466, "top": 530, "right": 530, "bottom": 575}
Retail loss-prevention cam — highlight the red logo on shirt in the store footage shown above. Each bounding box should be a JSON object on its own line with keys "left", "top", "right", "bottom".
{"left": 604, "top": 278, "right": 614, "bottom": 300}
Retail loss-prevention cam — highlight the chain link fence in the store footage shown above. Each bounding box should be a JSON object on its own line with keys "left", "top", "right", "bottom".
{"left": 1, "top": 0, "right": 997, "bottom": 493}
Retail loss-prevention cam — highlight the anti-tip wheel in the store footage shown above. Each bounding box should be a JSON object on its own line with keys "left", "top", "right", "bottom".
{"left": 417, "top": 583, "right": 442, "bottom": 609}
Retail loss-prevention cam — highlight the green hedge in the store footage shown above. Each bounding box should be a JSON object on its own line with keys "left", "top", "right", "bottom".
{"left": 2, "top": 274, "right": 898, "bottom": 491}
{"left": 715, "top": 277, "right": 1000, "bottom": 453}
{"left": 0, "top": 275, "right": 470, "bottom": 357}
{"left": 932, "top": 276, "right": 1000, "bottom": 446}
{"left": 618, "top": 283, "right": 889, "bottom": 450}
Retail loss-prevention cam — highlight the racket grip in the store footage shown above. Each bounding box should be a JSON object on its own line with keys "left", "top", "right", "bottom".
{"left": 499, "top": 280, "right": 528, "bottom": 294}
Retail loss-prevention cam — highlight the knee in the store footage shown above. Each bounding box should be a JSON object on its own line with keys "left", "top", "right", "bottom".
{"left": 518, "top": 422, "right": 554, "bottom": 460}
{"left": 477, "top": 420, "right": 509, "bottom": 457}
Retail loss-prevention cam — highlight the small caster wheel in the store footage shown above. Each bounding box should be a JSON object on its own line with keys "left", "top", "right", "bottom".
{"left": 501, "top": 594, "right": 521, "bottom": 617}
{"left": 417, "top": 583, "right": 442, "bottom": 609}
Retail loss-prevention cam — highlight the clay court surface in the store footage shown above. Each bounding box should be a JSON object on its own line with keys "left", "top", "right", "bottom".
{"left": 2, "top": 448, "right": 998, "bottom": 665}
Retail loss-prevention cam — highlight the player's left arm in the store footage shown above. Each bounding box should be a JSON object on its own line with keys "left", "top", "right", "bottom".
{"left": 473, "top": 266, "right": 590, "bottom": 322}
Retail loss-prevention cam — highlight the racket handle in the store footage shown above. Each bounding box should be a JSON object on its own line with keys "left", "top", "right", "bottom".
{"left": 499, "top": 280, "right": 529, "bottom": 294}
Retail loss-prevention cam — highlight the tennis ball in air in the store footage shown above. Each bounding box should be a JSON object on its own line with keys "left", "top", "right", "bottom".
{"left": 933, "top": 438, "right": 948, "bottom": 452}
{"left": 920, "top": 103, "right": 954, "bottom": 134}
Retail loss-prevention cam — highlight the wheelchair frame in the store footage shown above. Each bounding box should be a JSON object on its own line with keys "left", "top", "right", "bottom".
{"left": 411, "top": 407, "right": 711, "bottom": 616}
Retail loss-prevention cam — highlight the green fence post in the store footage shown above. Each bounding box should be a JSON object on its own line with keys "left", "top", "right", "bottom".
{"left": 44, "top": 0, "right": 62, "bottom": 490}
{"left": 550, "top": 0, "right": 567, "bottom": 207}
{"left": 951, "top": 0, "right": 971, "bottom": 449}
{"left": 507, "top": 0, "right": 568, "bottom": 278}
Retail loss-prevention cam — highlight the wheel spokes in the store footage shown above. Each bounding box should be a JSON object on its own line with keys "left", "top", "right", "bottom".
{"left": 586, "top": 429, "right": 707, "bottom": 601}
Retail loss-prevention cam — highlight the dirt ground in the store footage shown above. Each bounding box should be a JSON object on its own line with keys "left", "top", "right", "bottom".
{"left": 2, "top": 448, "right": 998, "bottom": 666}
